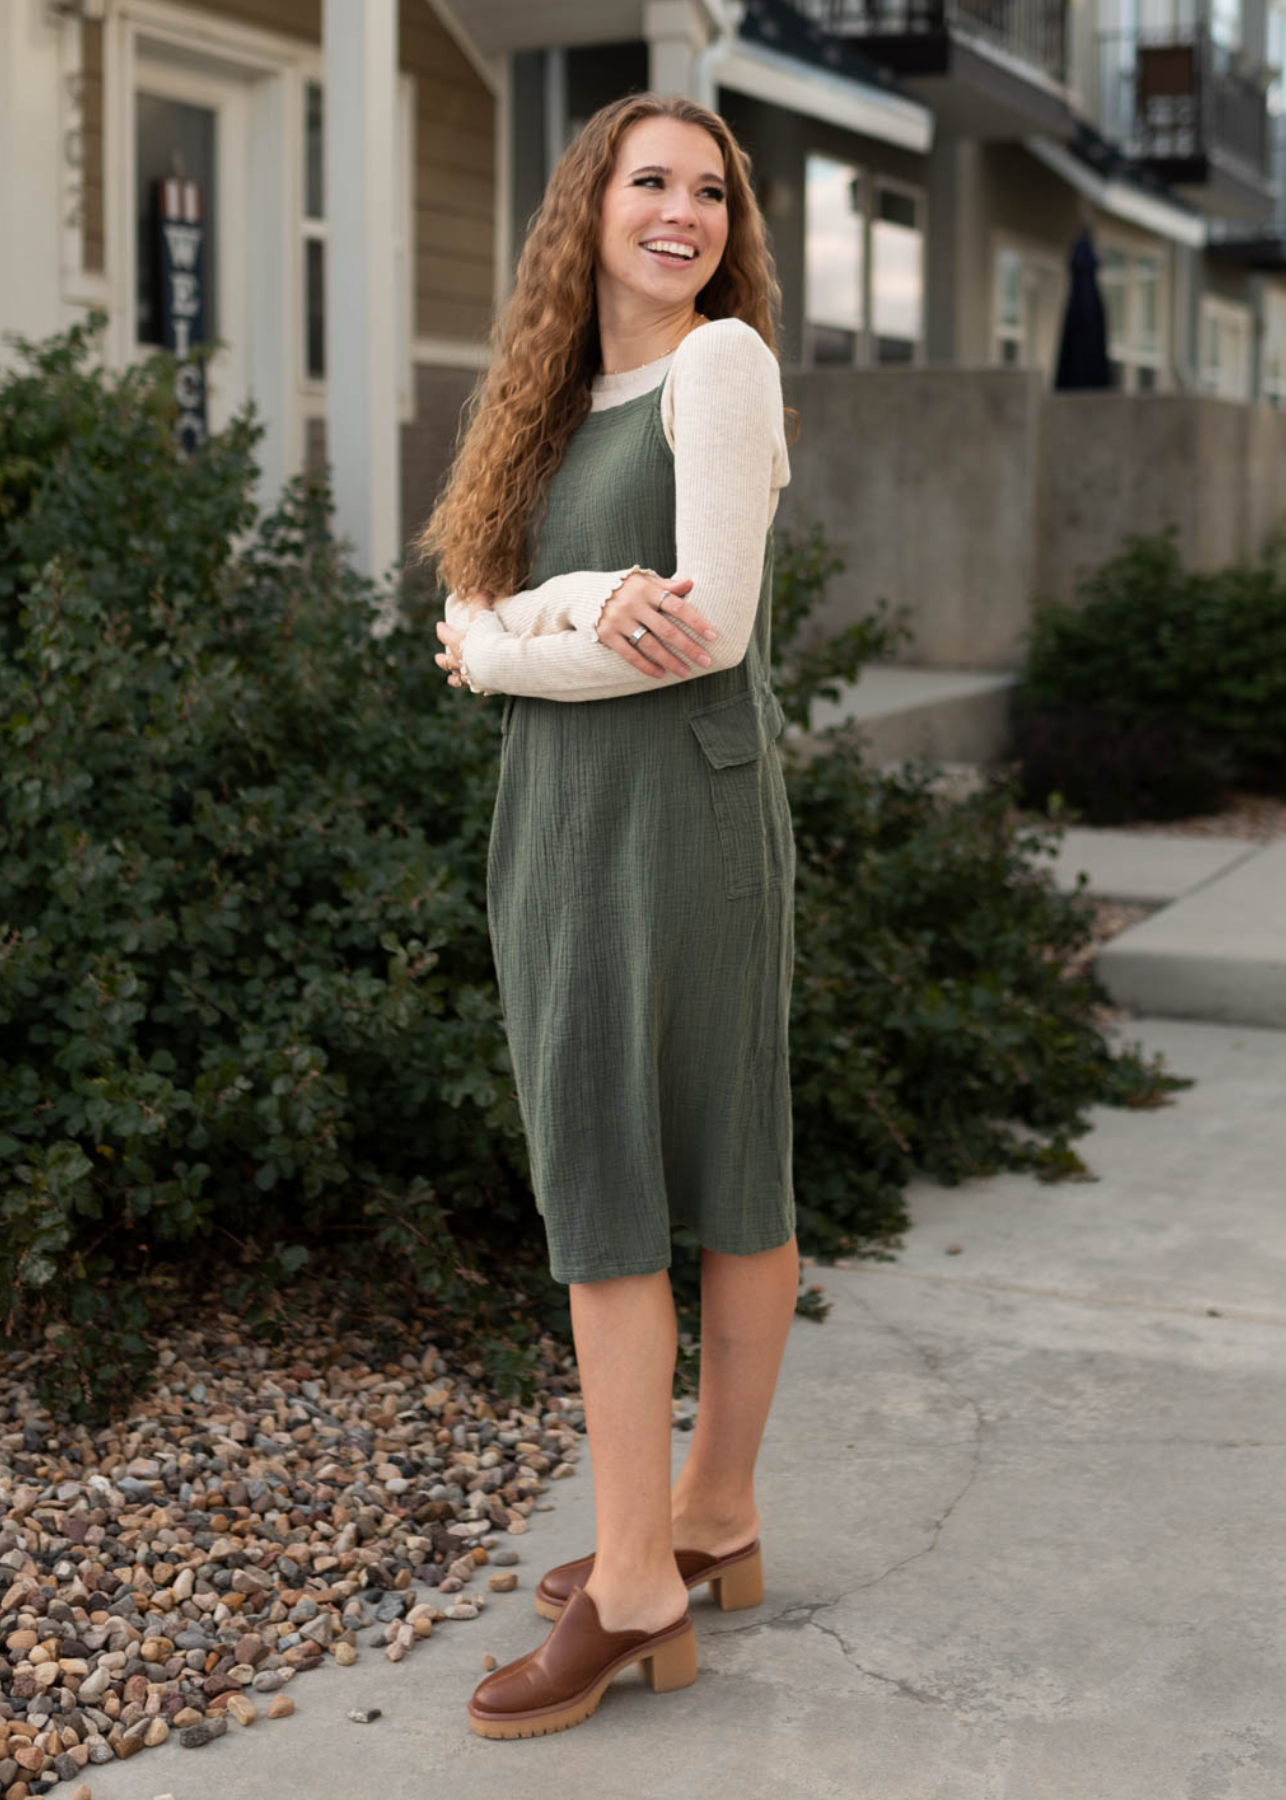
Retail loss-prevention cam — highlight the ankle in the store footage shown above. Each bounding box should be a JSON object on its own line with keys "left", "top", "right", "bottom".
{"left": 670, "top": 1486, "right": 758, "bottom": 1525}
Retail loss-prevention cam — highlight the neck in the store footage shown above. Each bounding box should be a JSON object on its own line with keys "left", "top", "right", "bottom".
{"left": 596, "top": 291, "right": 704, "bottom": 375}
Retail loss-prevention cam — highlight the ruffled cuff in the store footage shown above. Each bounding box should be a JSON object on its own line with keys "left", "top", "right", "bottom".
{"left": 574, "top": 564, "right": 662, "bottom": 644}
{"left": 457, "top": 608, "right": 501, "bottom": 696}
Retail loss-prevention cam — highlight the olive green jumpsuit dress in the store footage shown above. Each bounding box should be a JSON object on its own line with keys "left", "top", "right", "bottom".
{"left": 486, "top": 376, "right": 796, "bottom": 1284}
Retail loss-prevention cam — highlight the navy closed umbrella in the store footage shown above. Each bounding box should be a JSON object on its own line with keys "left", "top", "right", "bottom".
{"left": 1055, "top": 227, "right": 1112, "bottom": 389}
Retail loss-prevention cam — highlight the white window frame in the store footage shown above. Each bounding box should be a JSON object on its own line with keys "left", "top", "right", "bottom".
{"left": 298, "top": 65, "right": 415, "bottom": 427}
{"left": 803, "top": 150, "right": 926, "bottom": 368}
{"left": 1097, "top": 231, "right": 1169, "bottom": 392}
{"left": 1199, "top": 294, "right": 1253, "bottom": 399}
{"left": 1261, "top": 285, "right": 1286, "bottom": 405}
{"left": 99, "top": 0, "right": 418, "bottom": 502}
{"left": 989, "top": 232, "right": 1063, "bottom": 373}
{"left": 869, "top": 172, "right": 927, "bottom": 367}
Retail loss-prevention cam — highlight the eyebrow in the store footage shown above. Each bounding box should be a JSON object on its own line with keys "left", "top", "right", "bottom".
{"left": 628, "top": 163, "right": 726, "bottom": 184}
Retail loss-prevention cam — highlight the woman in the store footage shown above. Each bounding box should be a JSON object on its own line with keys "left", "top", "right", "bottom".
{"left": 417, "top": 91, "right": 801, "bottom": 1740}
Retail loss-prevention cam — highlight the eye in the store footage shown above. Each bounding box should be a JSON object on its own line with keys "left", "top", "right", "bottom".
{"left": 631, "top": 175, "right": 726, "bottom": 202}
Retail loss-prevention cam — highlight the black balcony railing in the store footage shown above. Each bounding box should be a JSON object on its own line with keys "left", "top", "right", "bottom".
{"left": 1096, "top": 27, "right": 1271, "bottom": 181}
{"left": 792, "top": 0, "right": 1067, "bottom": 86}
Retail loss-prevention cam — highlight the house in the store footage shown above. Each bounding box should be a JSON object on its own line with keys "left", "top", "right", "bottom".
{"left": 1, "top": 0, "right": 1284, "bottom": 600}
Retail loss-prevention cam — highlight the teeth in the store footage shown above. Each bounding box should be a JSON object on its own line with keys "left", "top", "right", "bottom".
{"left": 643, "top": 240, "right": 696, "bottom": 259}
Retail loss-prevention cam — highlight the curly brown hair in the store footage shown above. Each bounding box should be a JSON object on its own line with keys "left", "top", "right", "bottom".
{"left": 411, "top": 91, "right": 791, "bottom": 602}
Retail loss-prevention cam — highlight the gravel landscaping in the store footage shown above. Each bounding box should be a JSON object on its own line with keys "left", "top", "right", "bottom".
{"left": 0, "top": 1298, "right": 596, "bottom": 1796}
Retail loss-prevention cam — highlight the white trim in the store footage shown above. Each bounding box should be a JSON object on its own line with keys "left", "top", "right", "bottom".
{"left": 1024, "top": 134, "right": 1207, "bottom": 248}
{"left": 57, "top": 13, "right": 111, "bottom": 310}
{"left": 1199, "top": 292, "right": 1253, "bottom": 398}
{"left": 105, "top": 1, "right": 301, "bottom": 509}
{"left": 413, "top": 336, "right": 490, "bottom": 368}
{"left": 711, "top": 37, "right": 933, "bottom": 154}
{"left": 493, "top": 50, "right": 512, "bottom": 306}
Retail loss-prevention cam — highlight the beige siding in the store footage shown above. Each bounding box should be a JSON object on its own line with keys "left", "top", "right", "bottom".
{"left": 122, "top": 1, "right": 496, "bottom": 344}
{"left": 399, "top": 2, "right": 495, "bottom": 343}
{"left": 163, "top": 0, "right": 321, "bottom": 37}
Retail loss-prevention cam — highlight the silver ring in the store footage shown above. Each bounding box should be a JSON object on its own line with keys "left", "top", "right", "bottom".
{"left": 658, "top": 590, "right": 672, "bottom": 612}
{"left": 628, "top": 624, "right": 650, "bottom": 646}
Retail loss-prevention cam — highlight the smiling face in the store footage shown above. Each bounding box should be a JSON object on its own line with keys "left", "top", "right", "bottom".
{"left": 596, "top": 115, "right": 730, "bottom": 318}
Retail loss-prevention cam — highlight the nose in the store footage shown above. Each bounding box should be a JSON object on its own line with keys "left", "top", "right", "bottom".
{"left": 659, "top": 186, "right": 698, "bottom": 229}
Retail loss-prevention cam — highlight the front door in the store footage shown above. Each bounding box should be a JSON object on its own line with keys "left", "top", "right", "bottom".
{"left": 131, "top": 49, "right": 250, "bottom": 442}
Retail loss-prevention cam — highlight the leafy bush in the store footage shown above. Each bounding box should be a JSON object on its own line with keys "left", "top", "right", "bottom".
{"left": 1010, "top": 700, "right": 1233, "bottom": 825}
{"left": 1, "top": 313, "right": 547, "bottom": 1416}
{"left": 1, "top": 315, "right": 1184, "bottom": 1421}
{"left": 1014, "top": 526, "right": 1286, "bottom": 818}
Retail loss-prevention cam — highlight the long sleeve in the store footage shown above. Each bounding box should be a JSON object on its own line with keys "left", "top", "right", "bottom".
{"left": 453, "top": 318, "right": 790, "bottom": 704}
{"left": 443, "top": 564, "right": 661, "bottom": 685}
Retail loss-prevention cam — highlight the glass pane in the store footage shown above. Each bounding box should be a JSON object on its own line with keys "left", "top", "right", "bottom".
{"left": 306, "top": 237, "right": 325, "bottom": 380}
{"left": 805, "top": 153, "right": 864, "bottom": 336}
{"left": 996, "top": 249, "right": 1022, "bottom": 329}
{"left": 1100, "top": 246, "right": 1128, "bottom": 349}
{"left": 1135, "top": 254, "right": 1160, "bottom": 354}
{"left": 136, "top": 92, "right": 217, "bottom": 348}
{"left": 1210, "top": 0, "right": 1241, "bottom": 50}
{"left": 872, "top": 210, "right": 922, "bottom": 345}
{"left": 1136, "top": 363, "right": 1158, "bottom": 391}
{"left": 305, "top": 80, "right": 324, "bottom": 220}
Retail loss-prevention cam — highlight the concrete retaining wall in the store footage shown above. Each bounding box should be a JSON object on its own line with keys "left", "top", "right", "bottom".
{"left": 779, "top": 367, "right": 1286, "bottom": 669}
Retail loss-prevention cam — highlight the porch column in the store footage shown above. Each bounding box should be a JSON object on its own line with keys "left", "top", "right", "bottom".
{"left": 644, "top": 0, "right": 711, "bottom": 97}
{"left": 322, "top": 0, "right": 399, "bottom": 581}
{"left": 0, "top": 0, "right": 65, "bottom": 369}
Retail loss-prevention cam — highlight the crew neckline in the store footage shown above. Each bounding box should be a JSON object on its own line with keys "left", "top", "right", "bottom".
{"left": 592, "top": 347, "right": 677, "bottom": 390}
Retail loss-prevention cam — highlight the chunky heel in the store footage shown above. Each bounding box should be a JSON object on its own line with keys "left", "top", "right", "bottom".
{"left": 710, "top": 1545, "right": 764, "bottom": 1611}
{"left": 641, "top": 1623, "right": 698, "bottom": 1693}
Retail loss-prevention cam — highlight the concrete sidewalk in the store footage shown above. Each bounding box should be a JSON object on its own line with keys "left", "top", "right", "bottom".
{"left": 83, "top": 1018, "right": 1286, "bottom": 1800}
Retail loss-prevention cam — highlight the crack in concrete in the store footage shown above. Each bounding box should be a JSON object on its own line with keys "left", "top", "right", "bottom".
{"left": 707, "top": 1287, "right": 986, "bottom": 1715}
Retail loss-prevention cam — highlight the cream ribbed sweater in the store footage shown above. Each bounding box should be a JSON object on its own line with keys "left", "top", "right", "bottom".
{"left": 444, "top": 316, "right": 790, "bottom": 704}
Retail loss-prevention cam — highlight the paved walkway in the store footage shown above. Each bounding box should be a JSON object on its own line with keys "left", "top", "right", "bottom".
{"left": 83, "top": 1017, "right": 1286, "bottom": 1800}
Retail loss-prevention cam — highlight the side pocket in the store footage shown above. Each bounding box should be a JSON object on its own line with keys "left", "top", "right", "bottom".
{"left": 500, "top": 695, "right": 515, "bottom": 738}
{"left": 688, "top": 686, "right": 787, "bottom": 900}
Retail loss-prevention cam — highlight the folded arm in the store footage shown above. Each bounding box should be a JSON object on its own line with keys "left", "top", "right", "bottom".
{"left": 452, "top": 318, "right": 790, "bottom": 704}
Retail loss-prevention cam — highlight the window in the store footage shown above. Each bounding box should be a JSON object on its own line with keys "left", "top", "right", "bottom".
{"left": 991, "top": 242, "right": 1062, "bottom": 376}
{"left": 1200, "top": 296, "right": 1252, "bottom": 398}
{"left": 301, "top": 77, "right": 410, "bottom": 405}
{"left": 1099, "top": 241, "right": 1167, "bottom": 392}
{"left": 804, "top": 153, "right": 864, "bottom": 365}
{"left": 1263, "top": 288, "right": 1286, "bottom": 405}
{"left": 1210, "top": 0, "right": 1241, "bottom": 52}
{"left": 871, "top": 183, "right": 924, "bottom": 366}
{"left": 804, "top": 154, "right": 924, "bottom": 366}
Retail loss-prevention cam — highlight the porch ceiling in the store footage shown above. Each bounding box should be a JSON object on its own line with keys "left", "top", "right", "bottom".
{"left": 426, "top": 0, "right": 646, "bottom": 57}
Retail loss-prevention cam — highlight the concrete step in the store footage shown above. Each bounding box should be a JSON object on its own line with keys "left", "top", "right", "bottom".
{"left": 796, "top": 665, "right": 1018, "bottom": 765}
{"left": 1095, "top": 839, "right": 1286, "bottom": 1028}
{"left": 1050, "top": 828, "right": 1261, "bottom": 906}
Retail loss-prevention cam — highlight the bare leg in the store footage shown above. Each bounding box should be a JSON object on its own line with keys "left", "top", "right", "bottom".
{"left": 669, "top": 1234, "right": 800, "bottom": 1554}
{"left": 572, "top": 1269, "right": 692, "bottom": 1634}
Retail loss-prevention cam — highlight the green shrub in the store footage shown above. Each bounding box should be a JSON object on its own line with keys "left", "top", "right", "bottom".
{"left": 1, "top": 315, "right": 1184, "bottom": 1421}
{"left": 1015, "top": 526, "right": 1286, "bottom": 817}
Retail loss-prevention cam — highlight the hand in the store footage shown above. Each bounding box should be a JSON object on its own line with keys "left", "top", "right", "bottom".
{"left": 434, "top": 590, "right": 493, "bottom": 688}
{"left": 598, "top": 574, "right": 717, "bottom": 679}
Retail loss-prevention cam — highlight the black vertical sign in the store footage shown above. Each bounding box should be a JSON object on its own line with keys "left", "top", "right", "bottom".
{"left": 156, "top": 175, "right": 207, "bottom": 454}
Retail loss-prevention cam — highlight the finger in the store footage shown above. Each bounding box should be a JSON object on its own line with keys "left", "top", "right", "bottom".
{"left": 609, "top": 627, "right": 695, "bottom": 679}
{"left": 643, "top": 613, "right": 714, "bottom": 672}
{"left": 657, "top": 589, "right": 717, "bottom": 643}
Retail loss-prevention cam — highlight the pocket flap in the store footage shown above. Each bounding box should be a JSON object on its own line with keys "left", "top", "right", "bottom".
{"left": 688, "top": 685, "right": 786, "bottom": 769}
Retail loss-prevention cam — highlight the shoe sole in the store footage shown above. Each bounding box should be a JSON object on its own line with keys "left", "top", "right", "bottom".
{"left": 467, "top": 1615, "right": 698, "bottom": 1738}
{"left": 533, "top": 1541, "right": 764, "bottom": 1623}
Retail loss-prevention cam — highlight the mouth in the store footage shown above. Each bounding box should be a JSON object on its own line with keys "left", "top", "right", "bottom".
{"left": 641, "top": 239, "right": 699, "bottom": 268}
